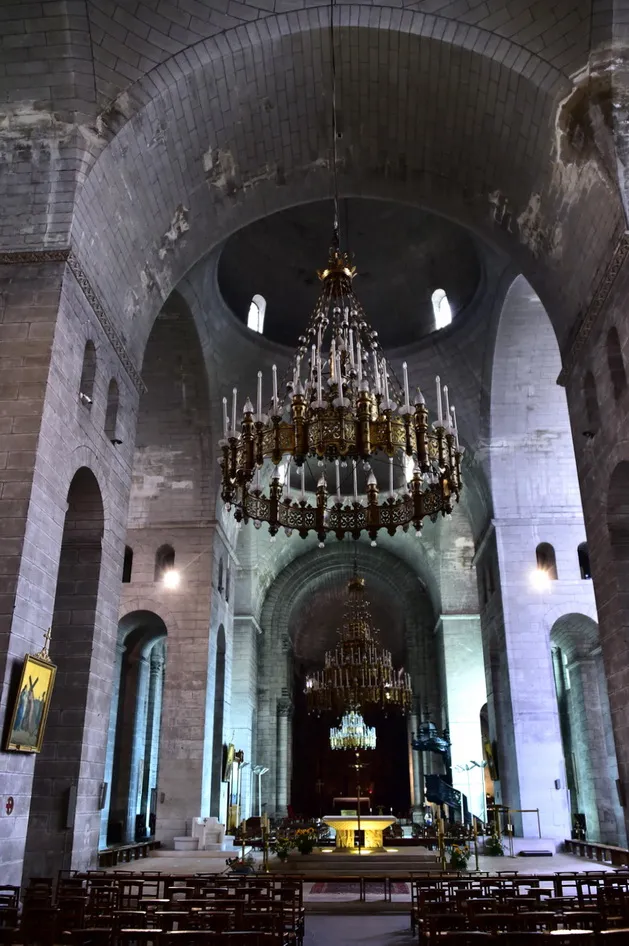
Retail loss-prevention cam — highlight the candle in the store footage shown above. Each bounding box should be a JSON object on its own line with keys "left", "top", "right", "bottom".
{"left": 373, "top": 351, "right": 381, "bottom": 394}
{"left": 272, "top": 364, "right": 278, "bottom": 411}
{"left": 335, "top": 459, "right": 341, "bottom": 501}
{"left": 294, "top": 354, "right": 301, "bottom": 389}
{"left": 349, "top": 329, "right": 355, "bottom": 368}
{"left": 311, "top": 344, "right": 316, "bottom": 384}
{"left": 330, "top": 339, "right": 336, "bottom": 380}
{"left": 383, "top": 359, "right": 390, "bottom": 405}
{"left": 443, "top": 384, "right": 451, "bottom": 428}
{"left": 402, "top": 361, "right": 410, "bottom": 408}
{"left": 451, "top": 406, "right": 460, "bottom": 449}
{"left": 300, "top": 465, "right": 305, "bottom": 499}
{"left": 223, "top": 396, "right": 228, "bottom": 438}
{"left": 353, "top": 459, "right": 358, "bottom": 500}
{"left": 436, "top": 375, "right": 443, "bottom": 425}
{"left": 232, "top": 387, "right": 237, "bottom": 434}
{"left": 389, "top": 456, "right": 394, "bottom": 495}
{"left": 356, "top": 341, "right": 363, "bottom": 383}
{"left": 317, "top": 351, "right": 323, "bottom": 402}
{"left": 257, "top": 371, "right": 262, "bottom": 419}
{"left": 336, "top": 352, "right": 343, "bottom": 396}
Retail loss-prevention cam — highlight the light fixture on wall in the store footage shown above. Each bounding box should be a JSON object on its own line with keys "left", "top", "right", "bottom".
{"left": 330, "top": 710, "right": 376, "bottom": 751}
{"left": 305, "top": 574, "right": 412, "bottom": 713}
{"left": 217, "top": 0, "right": 463, "bottom": 545}
{"left": 530, "top": 567, "right": 551, "bottom": 592}
{"left": 162, "top": 569, "right": 181, "bottom": 590}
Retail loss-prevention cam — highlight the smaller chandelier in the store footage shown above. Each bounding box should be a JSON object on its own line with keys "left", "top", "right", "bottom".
{"left": 305, "top": 574, "right": 412, "bottom": 714}
{"left": 330, "top": 710, "right": 377, "bottom": 751}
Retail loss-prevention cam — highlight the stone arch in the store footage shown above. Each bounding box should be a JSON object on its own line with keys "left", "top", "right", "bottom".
{"left": 102, "top": 610, "right": 168, "bottom": 847}
{"left": 70, "top": 11, "right": 623, "bottom": 360}
{"left": 23, "top": 467, "right": 105, "bottom": 882}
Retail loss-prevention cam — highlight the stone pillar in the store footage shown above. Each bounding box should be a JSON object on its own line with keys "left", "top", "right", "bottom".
{"left": 568, "top": 653, "right": 621, "bottom": 844}
{"left": 409, "top": 712, "right": 423, "bottom": 807}
{"left": 140, "top": 650, "right": 165, "bottom": 835}
{"left": 99, "top": 641, "right": 126, "bottom": 849}
{"left": 276, "top": 700, "right": 292, "bottom": 818}
{"left": 439, "top": 615, "right": 487, "bottom": 821}
{"left": 231, "top": 616, "right": 260, "bottom": 820}
{"left": 126, "top": 656, "right": 149, "bottom": 843}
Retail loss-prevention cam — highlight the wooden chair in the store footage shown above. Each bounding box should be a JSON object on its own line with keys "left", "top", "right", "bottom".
{"left": 66, "top": 929, "right": 112, "bottom": 946}
{"left": 117, "top": 932, "right": 161, "bottom": 946}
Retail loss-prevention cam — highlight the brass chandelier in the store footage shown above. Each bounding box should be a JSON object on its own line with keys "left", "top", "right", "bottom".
{"left": 305, "top": 575, "right": 412, "bottom": 714}
{"left": 330, "top": 710, "right": 377, "bottom": 751}
{"left": 218, "top": 0, "right": 463, "bottom": 545}
{"left": 218, "top": 249, "right": 463, "bottom": 543}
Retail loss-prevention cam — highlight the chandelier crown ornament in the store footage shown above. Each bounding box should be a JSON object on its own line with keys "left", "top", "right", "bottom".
{"left": 330, "top": 710, "right": 376, "bottom": 751}
{"left": 218, "top": 238, "right": 464, "bottom": 543}
{"left": 305, "top": 574, "right": 412, "bottom": 714}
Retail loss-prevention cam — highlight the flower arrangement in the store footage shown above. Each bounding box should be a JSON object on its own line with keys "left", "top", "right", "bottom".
{"left": 293, "top": 827, "right": 317, "bottom": 855}
{"left": 484, "top": 831, "right": 505, "bottom": 856}
{"left": 226, "top": 853, "right": 256, "bottom": 873}
{"left": 272, "top": 837, "right": 293, "bottom": 861}
{"left": 449, "top": 844, "right": 471, "bottom": 870}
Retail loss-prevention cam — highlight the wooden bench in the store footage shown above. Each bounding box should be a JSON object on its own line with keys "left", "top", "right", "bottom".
{"left": 98, "top": 840, "right": 161, "bottom": 867}
{"left": 564, "top": 839, "right": 629, "bottom": 868}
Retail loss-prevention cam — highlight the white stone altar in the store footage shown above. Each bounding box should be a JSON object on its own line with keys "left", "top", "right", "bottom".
{"left": 191, "top": 816, "right": 226, "bottom": 851}
{"left": 322, "top": 815, "right": 396, "bottom": 851}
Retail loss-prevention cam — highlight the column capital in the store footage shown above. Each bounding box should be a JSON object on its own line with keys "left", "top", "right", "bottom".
{"left": 277, "top": 698, "right": 293, "bottom": 719}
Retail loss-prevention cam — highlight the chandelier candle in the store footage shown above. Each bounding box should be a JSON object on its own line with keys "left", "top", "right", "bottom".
{"left": 218, "top": 242, "right": 464, "bottom": 542}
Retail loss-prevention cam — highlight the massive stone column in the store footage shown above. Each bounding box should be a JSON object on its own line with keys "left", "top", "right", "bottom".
{"left": 231, "top": 616, "right": 260, "bottom": 820}
{"left": 439, "top": 615, "right": 486, "bottom": 820}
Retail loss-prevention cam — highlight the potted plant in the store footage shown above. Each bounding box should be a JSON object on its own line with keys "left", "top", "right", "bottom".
{"left": 449, "top": 844, "right": 471, "bottom": 871}
{"left": 483, "top": 831, "right": 505, "bottom": 856}
{"left": 272, "top": 837, "right": 293, "bottom": 862}
{"left": 293, "top": 828, "right": 317, "bottom": 855}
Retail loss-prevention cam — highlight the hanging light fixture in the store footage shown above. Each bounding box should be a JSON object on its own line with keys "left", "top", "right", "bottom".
{"left": 330, "top": 710, "right": 377, "bottom": 751}
{"left": 305, "top": 574, "right": 412, "bottom": 713}
{"left": 218, "top": 0, "right": 463, "bottom": 545}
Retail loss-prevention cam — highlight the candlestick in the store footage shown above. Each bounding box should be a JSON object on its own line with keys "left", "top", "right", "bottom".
{"left": 443, "top": 384, "right": 451, "bottom": 428}
{"left": 356, "top": 341, "right": 363, "bottom": 383}
{"left": 300, "top": 465, "right": 305, "bottom": 499}
{"left": 330, "top": 339, "right": 336, "bottom": 380}
{"left": 389, "top": 456, "right": 394, "bottom": 495}
{"left": 436, "top": 375, "right": 443, "bottom": 425}
{"left": 383, "top": 359, "right": 390, "bottom": 406}
{"left": 223, "top": 396, "right": 228, "bottom": 438}
{"left": 451, "top": 406, "right": 459, "bottom": 449}
{"left": 353, "top": 459, "right": 358, "bottom": 500}
{"left": 335, "top": 459, "right": 341, "bottom": 501}
{"left": 257, "top": 371, "right": 262, "bottom": 419}
{"left": 232, "top": 387, "right": 237, "bottom": 434}
{"left": 272, "top": 364, "right": 278, "bottom": 411}
{"left": 402, "top": 361, "right": 410, "bottom": 408}
{"left": 373, "top": 351, "right": 381, "bottom": 394}
{"left": 336, "top": 352, "right": 343, "bottom": 397}
{"left": 294, "top": 354, "right": 301, "bottom": 389}
{"left": 317, "top": 351, "right": 323, "bottom": 402}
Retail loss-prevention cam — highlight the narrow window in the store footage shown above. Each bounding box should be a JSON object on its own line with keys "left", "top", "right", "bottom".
{"left": 247, "top": 294, "right": 266, "bottom": 334}
{"left": 536, "top": 542, "right": 558, "bottom": 580}
{"left": 105, "top": 379, "right": 120, "bottom": 441}
{"left": 79, "top": 340, "right": 96, "bottom": 406}
{"left": 607, "top": 327, "right": 626, "bottom": 401}
{"left": 122, "top": 546, "right": 133, "bottom": 583}
{"left": 218, "top": 557, "right": 224, "bottom": 594}
{"left": 155, "top": 544, "right": 175, "bottom": 582}
{"left": 431, "top": 289, "right": 452, "bottom": 330}
{"left": 583, "top": 371, "right": 600, "bottom": 433}
{"left": 225, "top": 564, "right": 230, "bottom": 603}
{"left": 578, "top": 542, "right": 591, "bottom": 580}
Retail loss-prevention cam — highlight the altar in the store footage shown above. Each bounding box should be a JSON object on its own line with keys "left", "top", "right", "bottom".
{"left": 322, "top": 815, "right": 396, "bottom": 851}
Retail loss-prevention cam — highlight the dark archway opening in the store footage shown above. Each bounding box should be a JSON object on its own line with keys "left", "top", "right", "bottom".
{"left": 210, "top": 626, "right": 227, "bottom": 818}
{"left": 536, "top": 542, "right": 558, "bottom": 580}
{"left": 23, "top": 467, "right": 104, "bottom": 881}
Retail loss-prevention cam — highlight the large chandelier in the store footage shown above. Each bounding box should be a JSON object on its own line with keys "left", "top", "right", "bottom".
{"left": 330, "top": 710, "right": 376, "bottom": 751}
{"left": 219, "top": 240, "right": 463, "bottom": 543}
{"left": 305, "top": 574, "right": 412, "bottom": 713}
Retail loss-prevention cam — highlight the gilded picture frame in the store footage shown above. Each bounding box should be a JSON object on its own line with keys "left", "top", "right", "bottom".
{"left": 5, "top": 654, "right": 56, "bottom": 753}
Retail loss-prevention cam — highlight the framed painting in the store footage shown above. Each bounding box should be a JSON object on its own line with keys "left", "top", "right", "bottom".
{"left": 5, "top": 654, "right": 56, "bottom": 753}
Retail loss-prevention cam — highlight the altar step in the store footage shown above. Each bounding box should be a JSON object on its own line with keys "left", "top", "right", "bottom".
{"left": 272, "top": 850, "right": 439, "bottom": 875}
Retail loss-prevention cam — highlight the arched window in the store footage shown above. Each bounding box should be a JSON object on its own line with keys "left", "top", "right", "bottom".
{"left": 122, "top": 546, "right": 133, "bottom": 583}
{"left": 79, "top": 340, "right": 96, "bottom": 406}
{"left": 536, "top": 542, "right": 558, "bottom": 580}
{"left": 105, "top": 379, "right": 120, "bottom": 441}
{"left": 583, "top": 371, "right": 600, "bottom": 433}
{"left": 247, "top": 294, "right": 266, "bottom": 334}
{"left": 431, "top": 289, "right": 452, "bottom": 330}
{"left": 225, "top": 564, "right": 230, "bottom": 603}
{"left": 607, "top": 327, "right": 626, "bottom": 401}
{"left": 218, "top": 557, "right": 224, "bottom": 594}
{"left": 578, "top": 542, "right": 591, "bottom": 580}
{"left": 154, "top": 544, "right": 175, "bottom": 582}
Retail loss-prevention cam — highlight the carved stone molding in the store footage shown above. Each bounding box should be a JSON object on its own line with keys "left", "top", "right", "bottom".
{"left": 0, "top": 246, "right": 146, "bottom": 395}
{"left": 277, "top": 698, "right": 293, "bottom": 718}
{"left": 67, "top": 252, "right": 146, "bottom": 394}
{"left": 558, "top": 231, "right": 629, "bottom": 386}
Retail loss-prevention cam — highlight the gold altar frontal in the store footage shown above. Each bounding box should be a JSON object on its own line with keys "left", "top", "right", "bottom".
{"left": 322, "top": 815, "right": 396, "bottom": 851}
